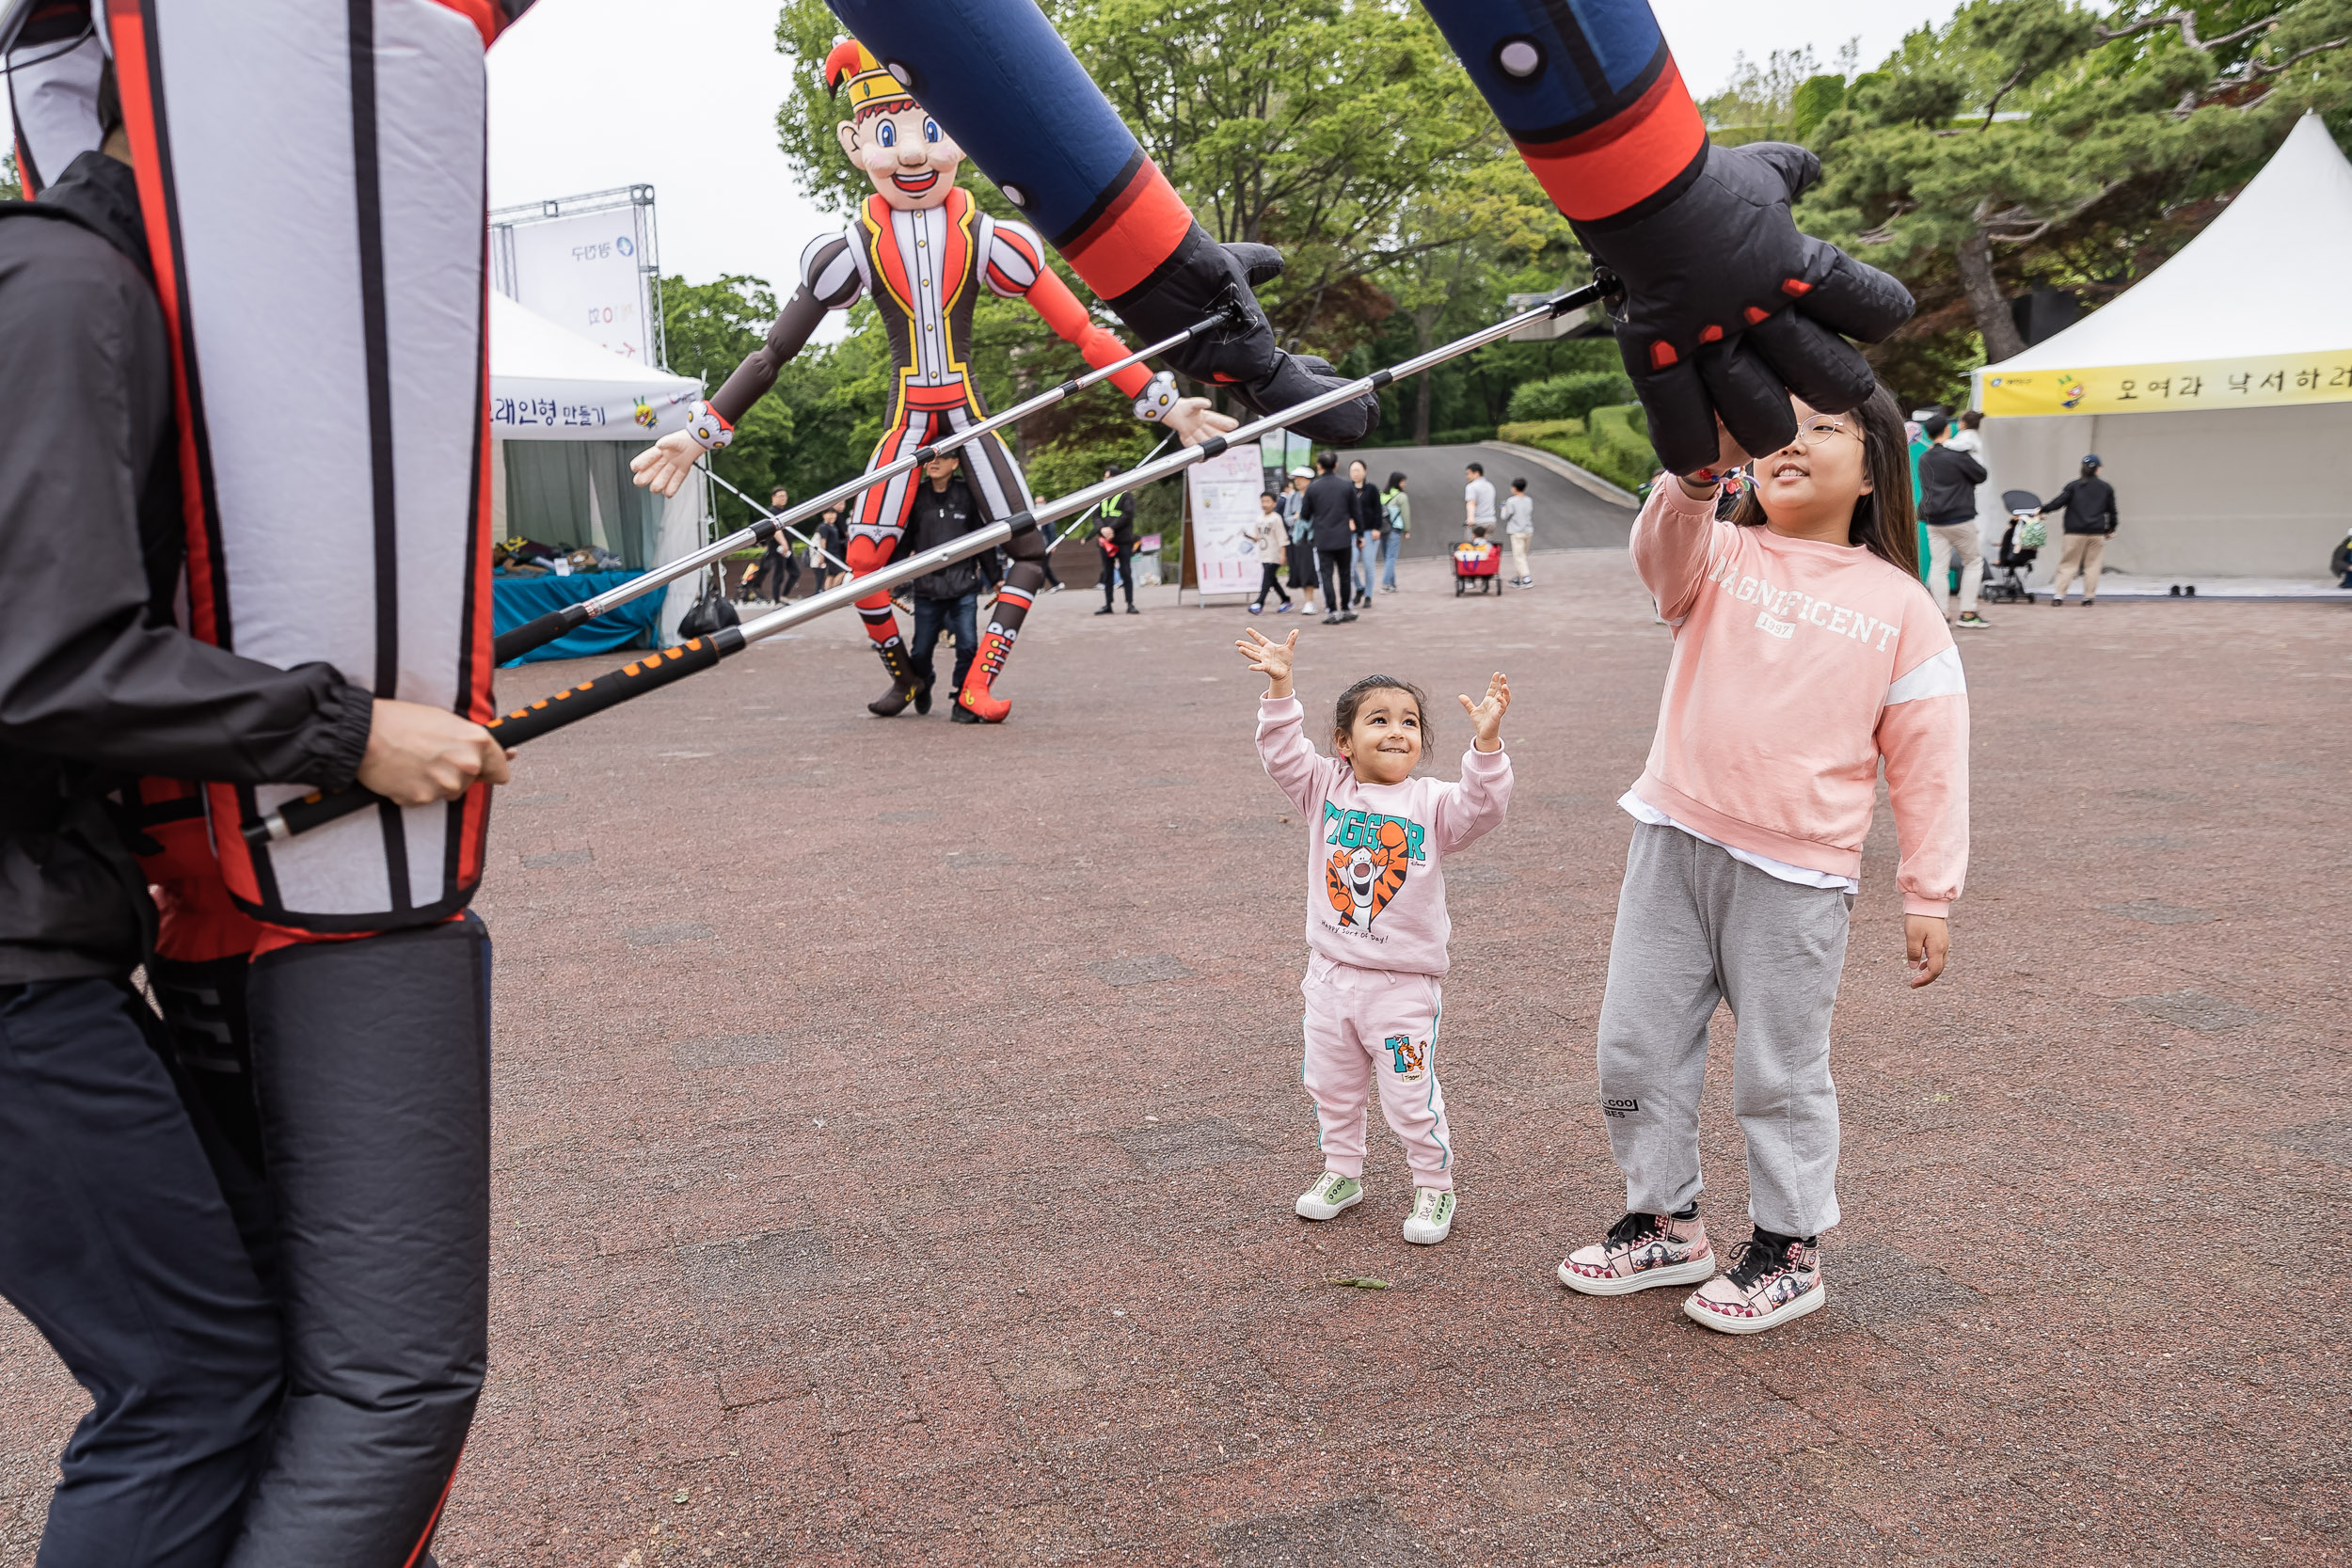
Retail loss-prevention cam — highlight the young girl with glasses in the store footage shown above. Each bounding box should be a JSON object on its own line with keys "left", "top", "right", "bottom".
{"left": 1556, "top": 385, "right": 1967, "bottom": 1335}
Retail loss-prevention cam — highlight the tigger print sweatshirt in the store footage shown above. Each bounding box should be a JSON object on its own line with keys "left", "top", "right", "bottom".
{"left": 1629, "top": 478, "right": 1970, "bottom": 916}
{"left": 1257, "top": 697, "right": 1512, "bottom": 977}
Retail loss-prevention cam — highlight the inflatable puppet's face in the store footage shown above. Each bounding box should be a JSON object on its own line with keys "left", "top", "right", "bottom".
{"left": 836, "top": 102, "right": 963, "bottom": 212}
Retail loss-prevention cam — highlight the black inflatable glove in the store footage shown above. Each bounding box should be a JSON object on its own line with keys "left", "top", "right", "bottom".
{"left": 1573, "top": 142, "right": 1914, "bottom": 475}
{"left": 1108, "top": 225, "right": 1380, "bottom": 445}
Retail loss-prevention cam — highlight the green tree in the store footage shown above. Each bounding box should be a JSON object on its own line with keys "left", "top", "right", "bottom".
{"left": 1804, "top": 0, "right": 2352, "bottom": 381}
{"left": 2, "top": 150, "right": 20, "bottom": 201}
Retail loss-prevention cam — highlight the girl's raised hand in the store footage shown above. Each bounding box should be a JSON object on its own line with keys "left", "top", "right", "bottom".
{"left": 1458, "top": 672, "right": 1510, "bottom": 752}
{"left": 1235, "top": 627, "right": 1298, "bottom": 698}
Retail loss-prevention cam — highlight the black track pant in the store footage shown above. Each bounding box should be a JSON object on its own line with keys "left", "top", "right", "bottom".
{"left": 1253, "top": 562, "right": 1290, "bottom": 608}
{"left": 1318, "top": 546, "right": 1352, "bottom": 612}
{"left": 1100, "top": 538, "right": 1136, "bottom": 609}
{"left": 0, "top": 977, "right": 281, "bottom": 1568}
{"left": 224, "top": 914, "right": 491, "bottom": 1567}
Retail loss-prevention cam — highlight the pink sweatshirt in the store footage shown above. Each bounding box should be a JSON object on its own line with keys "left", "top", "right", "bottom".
{"left": 1630, "top": 481, "right": 1969, "bottom": 916}
{"left": 1257, "top": 697, "right": 1512, "bottom": 976}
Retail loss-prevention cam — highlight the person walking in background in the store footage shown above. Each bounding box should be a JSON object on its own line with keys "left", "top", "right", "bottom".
{"left": 2041, "top": 455, "right": 2119, "bottom": 607}
{"left": 1464, "top": 460, "right": 1497, "bottom": 538}
{"left": 1248, "top": 490, "right": 1293, "bottom": 615}
{"left": 757, "top": 485, "right": 801, "bottom": 603}
{"left": 817, "top": 506, "right": 850, "bottom": 592}
{"left": 902, "top": 451, "right": 997, "bottom": 721}
{"left": 1281, "top": 467, "right": 1318, "bottom": 615}
{"left": 1348, "top": 458, "right": 1383, "bottom": 610}
{"left": 1306, "top": 451, "right": 1359, "bottom": 626}
{"left": 1502, "top": 477, "right": 1535, "bottom": 587}
{"left": 1379, "top": 472, "right": 1410, "bottom": 593}
{"left": 1916, "top": 417, "right": 1990, "bottom": 628}
{"left": 1092, "top": 464, "right": 1139, "bottom": 616}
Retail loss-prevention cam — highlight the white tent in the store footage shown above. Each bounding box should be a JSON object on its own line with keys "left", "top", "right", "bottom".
{"left": 1972, "top": 113, "right": 2352, "bottom": 578}
{"left": 488, "top": 291, "right": 699, "bottom": 442}
{"left": 488, "top": 294, "right": 710, "bottom": 643}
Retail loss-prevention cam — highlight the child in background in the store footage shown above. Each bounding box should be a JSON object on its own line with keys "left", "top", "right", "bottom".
{"left": 1248, "top": 491, "right": 1294, "bottom": 615}
{"left": 1557, "top": 384, "right": 1966, "bottom": 1335}
{"left": 1237, "top": 626, "right": 1513, "bottom": 1245}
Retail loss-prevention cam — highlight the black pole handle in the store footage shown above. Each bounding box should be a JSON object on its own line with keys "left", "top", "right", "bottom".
{"left": 485, "top": 629, "right": 735, "bottom": 747}
{"left": 242, "top": 632, "right": 741, "bottom": 848}
{"left": 493, "top": 601, "right": 596, "bottom": 666}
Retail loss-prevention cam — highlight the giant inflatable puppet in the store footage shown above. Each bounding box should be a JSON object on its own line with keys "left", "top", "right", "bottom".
{"left": 633, "top": 40, "right": 1237, "bottom": 722}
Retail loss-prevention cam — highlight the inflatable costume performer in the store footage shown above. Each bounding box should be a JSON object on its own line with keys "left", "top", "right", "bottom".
{"left": 641, "top": 40, "right": 1226, "bottom": 721}
{"left": 820, "top": 0, "right": 1914, "bottom": 475}
{"left": 4, "top": 1, "right": 526, "bottom": 1561}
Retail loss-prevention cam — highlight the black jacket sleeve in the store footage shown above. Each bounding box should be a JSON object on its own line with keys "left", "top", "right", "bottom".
{"left": 0, "top": 215, "right": 372, "bottom": 788}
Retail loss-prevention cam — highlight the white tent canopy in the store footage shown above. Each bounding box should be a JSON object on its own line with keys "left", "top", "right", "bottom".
{"left": 488, "top": 292, "right": 700, "bottom": 441}
{"left": 1971, "top": 115, "right": 2352, "bottom": 579}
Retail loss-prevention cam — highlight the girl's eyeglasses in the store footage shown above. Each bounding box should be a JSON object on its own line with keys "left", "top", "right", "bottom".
{"left": 1793, "top": 416, "right": 1857, "bottom": 448}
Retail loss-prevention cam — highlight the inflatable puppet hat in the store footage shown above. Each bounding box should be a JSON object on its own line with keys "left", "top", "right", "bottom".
{"left": 822, "top": 37, "right": 908, "bottom": 116}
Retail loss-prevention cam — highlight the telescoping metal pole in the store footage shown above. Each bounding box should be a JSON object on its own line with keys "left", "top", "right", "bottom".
{"left": 250, "top": 281, "right": 1609, "bottom": 847}
{"left": 490, "top": 307, "right": 1238, "bottom": 665}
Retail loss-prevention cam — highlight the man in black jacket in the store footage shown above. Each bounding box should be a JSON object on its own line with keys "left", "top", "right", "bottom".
{"left": 1303, "top": 451, "right": 1359, "bottom": 625}
{"left": 2040, "top": 455, "right": 2120, "bottom": 606}
{"left": 0, "top": 141, "right": 508, "bottom": 1564}
{"left": 902, "top": 452, "right": 1000, "bottom": 721}
{"left": 1916, "top": 415, "right": 1991, "bottom": 628}
{"left": 1090, "top": 464, "right": 1140, "bottom": 616}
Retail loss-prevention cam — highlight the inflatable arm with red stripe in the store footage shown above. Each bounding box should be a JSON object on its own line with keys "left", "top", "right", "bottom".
{"left": 826, "top": 0, "right": 1914, "bottom": 473}
{"left": 824, "top": 0, "right": 1380, "bottom": 445}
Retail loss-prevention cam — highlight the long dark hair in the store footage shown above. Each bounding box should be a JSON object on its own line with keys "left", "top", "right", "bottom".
{"left": 1728, "top": 383, "right": 1917, "bottom": 578}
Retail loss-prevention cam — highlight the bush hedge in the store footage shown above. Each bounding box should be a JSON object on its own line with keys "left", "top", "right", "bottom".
{"left": 1494, "top": 402, "right": 1659, "bottom": 495}
{"left": 1504, "top": 370, "right": 1633, "bottom": 425}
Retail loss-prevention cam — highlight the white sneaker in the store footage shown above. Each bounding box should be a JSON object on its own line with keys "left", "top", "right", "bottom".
{"left": 1295, "top": 1172, "right": 1362, "bottom": 1221}
{"left": 1401, "top": 1187, "right": 1455, "bottom": 1244}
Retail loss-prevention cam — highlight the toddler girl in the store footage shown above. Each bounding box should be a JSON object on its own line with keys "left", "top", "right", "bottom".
{"left": 1237, "top": 627, "right": 1511, "bottom": 1244}
{"left": 1557, "top": 384, "right": 1967, "bottom": 1334}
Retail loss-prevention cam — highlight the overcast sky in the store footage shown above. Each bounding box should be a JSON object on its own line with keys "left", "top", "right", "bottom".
{"left": 10, "top": 0, "right": 1962, "bottom": 287}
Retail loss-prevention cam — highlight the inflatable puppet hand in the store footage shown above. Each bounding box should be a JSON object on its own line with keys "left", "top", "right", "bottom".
{"left": 1111, "top": 227, "right": 1379, "bottom": 445}
{"left": 1575, "top": 142, "right": 1914, "bottom": 475}
{"left": 630, "top": 429, "right": 703, "bottom": 499}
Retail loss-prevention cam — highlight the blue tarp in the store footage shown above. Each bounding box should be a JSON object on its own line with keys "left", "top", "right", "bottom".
{"left": 493, "top": 570, "right": 661, "bottom": 666}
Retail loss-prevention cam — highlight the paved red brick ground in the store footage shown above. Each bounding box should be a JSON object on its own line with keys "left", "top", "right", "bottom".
{"left": 4, "top": 552, "right": 2347, "bottom": 1565}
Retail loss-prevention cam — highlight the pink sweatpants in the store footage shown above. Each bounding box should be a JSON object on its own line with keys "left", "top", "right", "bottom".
{"left": 1301, "top": 955, "right": 1454, "bottom": 1192}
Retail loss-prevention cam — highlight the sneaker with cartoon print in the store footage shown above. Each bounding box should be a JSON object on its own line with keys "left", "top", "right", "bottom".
{"left": 1295, "top": 1171, "right": 1363, "bottom": 1221}
{"left": 1556, "top": 1205, "right": 1713, "bottom": 1296}
{"left": 1682, "top": 1229, "right": 1825, "bottom": 1334}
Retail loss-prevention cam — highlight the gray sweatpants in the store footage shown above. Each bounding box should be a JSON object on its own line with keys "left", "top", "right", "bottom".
{"left": 1596, "top": 823, "right": 1852, "bottom": 1238}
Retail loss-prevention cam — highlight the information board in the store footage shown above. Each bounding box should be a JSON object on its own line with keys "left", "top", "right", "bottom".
{"left": 1184, "top": 442, "right": 1263, "bottom": 600}
{"left": 497, "top": 205, "right": 656, "bottom": 364}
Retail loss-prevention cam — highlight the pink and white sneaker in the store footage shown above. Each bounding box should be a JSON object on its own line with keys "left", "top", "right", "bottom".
{"left": 1682, "top": 1231, "right": 1825, "bottom": 1335}
{"left": 1556, "top": 1207, "right": 1714, "bottom": 1296}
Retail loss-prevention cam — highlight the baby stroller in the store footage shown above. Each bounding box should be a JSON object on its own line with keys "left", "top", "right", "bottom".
{"left": 1453, "top": 538, "right": 1502, "bottom": 596}
{"left": 1982, "top": 489, "right": 2043, "bottom": 604}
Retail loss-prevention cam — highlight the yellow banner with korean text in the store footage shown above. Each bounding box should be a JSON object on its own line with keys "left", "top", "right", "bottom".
{"left": 1979, "top": 351, "right": 2352, "bottom": 417}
